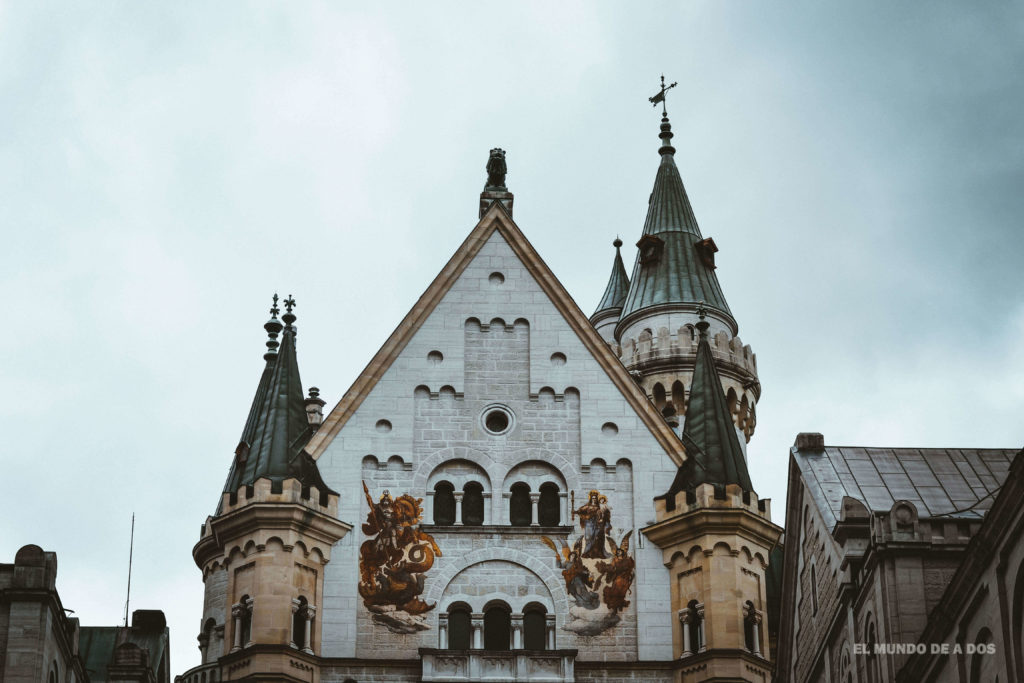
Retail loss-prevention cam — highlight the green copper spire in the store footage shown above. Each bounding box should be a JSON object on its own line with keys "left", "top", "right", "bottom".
{"left": 616, "top": 110, "right": 735, "bottom": 334}
{"left": 592, "top": 237, "right": 631, "bottom": 318}
{"left": 660, "top": 309, "right": 753, "bottom": 498}
{"left": 220, "top": 296, "right": 334, "bottom": 506}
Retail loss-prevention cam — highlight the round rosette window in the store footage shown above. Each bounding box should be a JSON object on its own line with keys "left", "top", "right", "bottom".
{"left": 481, "top": 404, "right": 515, "bottom": 436}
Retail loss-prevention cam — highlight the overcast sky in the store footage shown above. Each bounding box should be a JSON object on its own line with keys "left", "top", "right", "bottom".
{"left": 2, "top": 1, "right": 1022, "bottom": 676}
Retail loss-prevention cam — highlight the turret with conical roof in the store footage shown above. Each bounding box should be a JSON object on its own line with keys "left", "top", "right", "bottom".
{"left": 189, "top": 296, "right": 350, "bottom": 680}
{"left": 590, "top": 237, "right": 631, "bottom": 346}
{"left": 611, "top": 108, "right": 760, "bottom": 443}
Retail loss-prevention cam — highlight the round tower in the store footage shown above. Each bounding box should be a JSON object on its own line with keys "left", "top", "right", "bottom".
{"left": 610, "top": 107, "right": 760, "bottom": 442}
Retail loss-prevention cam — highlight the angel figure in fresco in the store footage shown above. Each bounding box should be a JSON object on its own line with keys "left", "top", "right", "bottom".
{"left": 595, "top": 531, "right": 635, "bottom": 614}
{"left": 359, "top": 482, "right": 442, "bottom": 618}
{"left": 542, "top": 536, "right": 600, "bottom": 610}
{"left": 573, "top": 490, "right": 612, "bottom": 559}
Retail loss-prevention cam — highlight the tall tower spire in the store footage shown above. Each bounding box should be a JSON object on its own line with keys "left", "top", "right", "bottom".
{"left": 610, "top": 81, "right": 760, "bottom": 443}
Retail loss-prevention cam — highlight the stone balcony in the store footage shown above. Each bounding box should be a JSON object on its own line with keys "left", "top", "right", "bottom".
{"left": 174, "top": 661, "right": 219, "bottom": 683}
{"left": 419, "top": 648, "right": 577, "bottom": 683}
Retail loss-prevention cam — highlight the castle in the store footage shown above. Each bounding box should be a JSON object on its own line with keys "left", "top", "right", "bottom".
{"left": 174, "top": 100, "right": 783, "bottom": 683}
{"left": 165, "top": 103, "right": 1024, "bottom": 683}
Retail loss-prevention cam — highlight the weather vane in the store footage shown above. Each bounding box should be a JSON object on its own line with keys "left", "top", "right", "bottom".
{"left": 648, "top": 74, "right": 678, "bottom": 116}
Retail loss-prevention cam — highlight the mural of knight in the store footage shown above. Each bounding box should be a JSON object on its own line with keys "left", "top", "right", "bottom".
{"left": 358, "top": 483, "right": 442, "bottom": 633}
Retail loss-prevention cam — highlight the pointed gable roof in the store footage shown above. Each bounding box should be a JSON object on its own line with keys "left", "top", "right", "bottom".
{"left": 660, "top": 317, "right": 753, "bottom": 497}
{"left": 617, "top": 115, "right": 736, "bottom": 334}
{"left": 305, "top": 202, "right": 687, "bottom": 465}
{"left": 591, "top": 238, "right": 630, "bottom": 320}
{"left": 221, "top": 305, "right": 334, "bottom": 503}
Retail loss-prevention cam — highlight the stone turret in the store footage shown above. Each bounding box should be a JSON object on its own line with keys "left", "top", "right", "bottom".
{"left": 642, "top": 319, "right": 781, "bottom": 682}
{"left": 590, "top": 238, "right": 630, "bottom": 347}
{"left": 612, "top": 112, "right": 760, "bottom": 442}
{"left": 186, "top": 296, "right": 350, "bottom": 683}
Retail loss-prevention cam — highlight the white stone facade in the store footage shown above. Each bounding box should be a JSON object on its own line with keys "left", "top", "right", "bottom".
{"left": 313, "top": 228, "right": 681, "bottom": 670}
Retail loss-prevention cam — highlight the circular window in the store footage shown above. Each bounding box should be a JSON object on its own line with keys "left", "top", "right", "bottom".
{"left": 375, "top": 419, "right": 393, "bottom": 433}
{"left": 427, "top": 350, "right": 443, "bottom": 365}
{"left": 488, "top": 272, "right": 505, "bottom": 286}
{"left": 481, "top": 404, "right": 514, "bottom": 435}
{"left": 550, "top": 352, "right": 566, "bottom": 366}
{"left": 601, "top": 422, "right": 619, "bottom": 436}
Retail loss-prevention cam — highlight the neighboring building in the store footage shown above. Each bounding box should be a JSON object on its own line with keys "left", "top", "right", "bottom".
{"left": 177, "top": 110, "right": 782, "bottom": 683}
{"left": 0, "top": 545, "right": 170, "bottom": 683}
{"left": 775, "top": 433, "right": 1023, "bottom": 683}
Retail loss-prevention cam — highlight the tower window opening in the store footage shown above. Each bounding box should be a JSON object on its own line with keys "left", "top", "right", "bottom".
{"left": 239, "top": 595, "right": 253, "bottom": 647}
{"left": 434, "top": 482, "right": 456, "bottom": 525}
{"left": 462, "top": 481, "right": 484, "bottom": 525}
{"left": 484, "top": 605, "right": 511, "bottom": 651}
{"left": 523, "top": 605, "right": 547, "bottom": 650}
{"left": 538, "top": 483, "right": 560, "bottom": 526}
{"left": 509, "top": 483, "right": 531, "bottom": 526}
{"left": 292, "top": 596, "right": 308, "bottom": 650}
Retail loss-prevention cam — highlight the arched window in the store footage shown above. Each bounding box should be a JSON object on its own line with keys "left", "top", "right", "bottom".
{"left": 484, "top": 604, "right": 511, "bottom": 651}
{"left": 509, "top": 483, "right": 531, "bottom": 526}
{"left": 462, "top": 482, "right": 484, "bottom": 526}
{"left": 687, "top": 600, "right": 701, "bottom": 654}
{"left": 865, "top": 621, "right": 879, "bottom": 683}
{"left": 538, "top": 483, "right": 560, "bottom": 526}
{"left": 652, "top": 382, "right": 667, "bottom": 410}
{"left": 448, "top": 606, "right": 471, "bottom": 649}
{"left": 523, "top": 604, "right": 547, "bottom": 650}
{"left": 434, "top": 482, "right": 455, "bottom": 525}
{"left": 292, "top": 596, "right": 308, "bottom": 650}
{"left": 239, "top": 595, "right": 252, "bottom": 646}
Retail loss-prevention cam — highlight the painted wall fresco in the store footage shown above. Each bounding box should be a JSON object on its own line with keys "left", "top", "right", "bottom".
{"left": 542, "top": 489, "right": 635, "bottom": 635}
{"left": 359, "top": 482, "right": 442, "bottom": 633}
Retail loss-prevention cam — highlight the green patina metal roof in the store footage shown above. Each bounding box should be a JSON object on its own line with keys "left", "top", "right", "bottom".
{"left": 617, "top": 116, "right": 734, "bottom": 330}
{"left": 79, "top": 618, "right": 168, "bottom": 683}
{"left": 220, "top": 299, "right": 334, "bottom": 508}
{"left": 592, "top": 238, "right": 630, "bottom": 317}
{"left": 660, "top": 318, "right": 753, "bottom": 497}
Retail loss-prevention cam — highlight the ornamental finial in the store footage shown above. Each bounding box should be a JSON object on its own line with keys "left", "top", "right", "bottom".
{"left": 270, "top": 293, "right": 280, "bottom": 319}
{"left": 648, "top": 74, "right": 678, "bottom": 117}
{"left": 695, "top": 302, "right": 710, "bottom": 339}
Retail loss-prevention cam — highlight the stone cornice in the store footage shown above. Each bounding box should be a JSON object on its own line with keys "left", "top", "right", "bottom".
{"left": 642, "top": 505, "right": 782, "bottom": 555}
{"left": 193, "top": 502, "right": 351, "bottom": 569}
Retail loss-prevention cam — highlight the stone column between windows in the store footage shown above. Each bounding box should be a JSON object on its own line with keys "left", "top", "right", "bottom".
{"left": 482, "top": 493, "right": 491, "bottom": 525}
{"left": 510, "top": 614, "right": 524, "bottom": 649}
{"left": 751, "top": 612, "right": 762, "bottom": 657}
{"left": 501, "top": 492, "right": 511, "bottom": 525}
{"left": 545, "top": 614, "right": 556, "bottom": 649}
{"left": 438, "top": 614, "right": 449, "bottom": 649}
{"left": 230, "top": 604, "right": 243, "bottom": 652}
{"left": 303, "top": 605, "right": 315, "bottom": 654}
{"left": 559, "top": 492, "right": 568, "bottom": 525}
{"left": 696, "top": 604, "right": 706, "bottom": 652}
{"left": 678, "top": 608, "right": 691, "bottom": 658}
{"left": 289, "top": 600, "right": 300, "bottom": 649}
{"left": 471, "top": 613, "right": 484, "bottom": 649}
{"left": 453, "top": 491, "right": 464, "bottom": 526}
{"left": 529, "top": 493, "right": 540, "bottom": 526}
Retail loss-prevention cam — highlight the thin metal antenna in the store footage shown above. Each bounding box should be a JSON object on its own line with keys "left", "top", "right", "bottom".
{"left": 124, "top": 513, "right": 135, "bottom": 627}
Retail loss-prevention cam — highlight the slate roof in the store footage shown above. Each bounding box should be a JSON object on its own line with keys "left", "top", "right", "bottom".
{"left": 592, "top": 238, "right": 630, "bottom": 318}
{"left": 793, "top": 445, "right": 1019, "bottom": 529}
{"left": 219, "top": 306, "right": 334, "bottom": 509}
{"left": 659, "top": 319, "right": 753, "bottom": 497}
{"left": 617, "top": 116, "right": 735, "bottom": 331}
